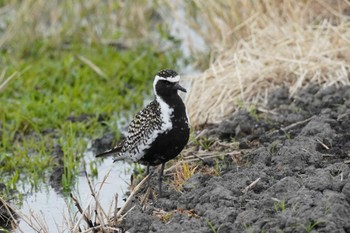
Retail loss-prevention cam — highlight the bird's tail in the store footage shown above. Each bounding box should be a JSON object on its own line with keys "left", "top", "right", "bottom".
{"left": 95, "top": 139, "right": 125, "bottom": 158}
{"left": 95, "top": 148, "right": 116, "bottom": 158}
{"left": 96, "top": 148, "right": 126, "bottom": 163}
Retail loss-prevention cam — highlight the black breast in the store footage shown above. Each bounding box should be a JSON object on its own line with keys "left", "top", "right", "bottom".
{"left": 139, "top": 95, "right": 190, "bottom": 166}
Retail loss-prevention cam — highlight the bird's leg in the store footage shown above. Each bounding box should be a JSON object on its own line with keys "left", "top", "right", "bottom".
{"left": 141, "top": 162, "right": 153, "bottom": 206}
{"left": 146, "top": 162, "right": 150, "bottom": 176}
{"left": 146, "top": 162, "right": 150, "bottom": 190}
{"left": 158, "top": 162, "right": 165, "bottom": 197}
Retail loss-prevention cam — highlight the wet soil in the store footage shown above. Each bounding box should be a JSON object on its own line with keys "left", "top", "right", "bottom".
{"left": 120, "top": 84, "right": 350, "bottom": 233}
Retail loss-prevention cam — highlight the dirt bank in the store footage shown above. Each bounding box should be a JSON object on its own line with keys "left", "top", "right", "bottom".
{"left": 120, "top": 84, "right": 350, "bottom": 233}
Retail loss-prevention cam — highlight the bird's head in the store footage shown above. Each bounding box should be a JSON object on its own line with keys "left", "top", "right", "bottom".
{"left": 153, "top": 69, "right": 186, "bottom": 97}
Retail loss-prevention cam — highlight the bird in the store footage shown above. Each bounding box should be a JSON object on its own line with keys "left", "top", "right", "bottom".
{"left": 96, "top": 69, "right": 190, "bottom": 196}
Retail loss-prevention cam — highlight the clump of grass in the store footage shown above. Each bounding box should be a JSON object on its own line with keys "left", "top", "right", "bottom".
{"left": 206, "top": 219, "right": 222, "bottom": 233}
{"left": 273, "top": 198, "right": 287, "bottom": 213}
{"left": 172, "top": 161, "right": 198, "bottom": 191}
{"left": 198, "top": 137, "right": 215, "bottom": 151}
{"left": 170, "top": 0, "right": 350, "bottom": 127}
{"left": 191, "top": 135, "right": 215, "bottom": 151}
{"left": 302, "top": 220, "right": 323, "bottom": 232}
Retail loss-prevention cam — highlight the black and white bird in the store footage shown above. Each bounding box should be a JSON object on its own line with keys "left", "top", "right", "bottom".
{"left": 96, "top": 69, "right": 190, "bottom": 196}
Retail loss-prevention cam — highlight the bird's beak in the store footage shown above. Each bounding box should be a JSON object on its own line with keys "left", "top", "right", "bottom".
{"left": 173, "top": 83, "right": 187, "bottom": 93}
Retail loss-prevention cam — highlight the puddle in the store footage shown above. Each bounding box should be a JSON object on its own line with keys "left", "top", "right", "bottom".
{"left": 16, "top": 150, "right": 133, "bottom": 233}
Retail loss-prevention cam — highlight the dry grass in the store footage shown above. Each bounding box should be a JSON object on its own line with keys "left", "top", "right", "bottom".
{"left": 0, "top": 196, "right": 17, "bottom": 231}
{"left": 172, "top": 162, "right": 198, "bottom": 191}
{"left": 0, "top": 0, "right": 161, "bottom": 51}
{"left": 172, "top": 0, "right": 350, "bottom": 127}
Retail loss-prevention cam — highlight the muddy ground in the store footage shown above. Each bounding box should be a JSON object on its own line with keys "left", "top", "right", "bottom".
{"left": 119, "top": 84, "right": 350, "bottom": 233}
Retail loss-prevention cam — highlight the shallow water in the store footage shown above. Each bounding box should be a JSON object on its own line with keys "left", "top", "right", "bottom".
{"left": 16, "top": 150, "right": 133, "bottom": 233}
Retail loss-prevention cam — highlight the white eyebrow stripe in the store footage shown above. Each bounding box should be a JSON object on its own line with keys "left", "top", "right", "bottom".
{"left": 155, "top": 75, "right": 180, "bottom": 83}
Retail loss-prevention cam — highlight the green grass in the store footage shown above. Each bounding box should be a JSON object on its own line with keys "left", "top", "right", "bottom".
{"left": 274, "top": 199, "right": 287, "bottom": 213}
{"left": 0, "top": 41, "right": 181, "bottom": 197}
{"left": 206, "top": 219, "right": 222, "bottom": 233}
{"left": 302, "top": 220, "right": 323, "bottom": 232}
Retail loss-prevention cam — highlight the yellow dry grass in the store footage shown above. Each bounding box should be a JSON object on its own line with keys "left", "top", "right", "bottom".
{"left": 172, "top": 161, "right": 198, "bottom": 192}
{"left": 177, "top": 0, "right": 350, "bottom": 127}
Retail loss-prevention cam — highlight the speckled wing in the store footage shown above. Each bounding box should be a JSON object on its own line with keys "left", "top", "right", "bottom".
{"left": 114, "top": 100, "right": 163, "bottom": 162}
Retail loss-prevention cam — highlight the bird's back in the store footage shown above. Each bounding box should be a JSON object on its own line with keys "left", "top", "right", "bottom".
{"left": 95, "top": 101, "right": 161, "bottom": 160}
{"left": 116, "top": 100, "right": 164, "bottom": 162}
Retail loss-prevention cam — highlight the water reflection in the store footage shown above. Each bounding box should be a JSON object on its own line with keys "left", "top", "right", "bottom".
{"left": 17, "top": 151, "right": 133, "bottom": 233}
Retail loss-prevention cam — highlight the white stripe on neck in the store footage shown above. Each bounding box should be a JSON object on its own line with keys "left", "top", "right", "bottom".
{"left": 156, "top": 95, "right": 174, "bottom": 132}
{"left": 151, "top": 73, "right": 178, "bottom": 133}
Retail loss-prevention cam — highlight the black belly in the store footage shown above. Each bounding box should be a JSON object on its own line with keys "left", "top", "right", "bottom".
{"left": 139, "top": 121, "right": 190, "bottom": 166}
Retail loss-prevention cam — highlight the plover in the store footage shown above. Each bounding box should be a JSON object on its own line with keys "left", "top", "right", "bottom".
{"left": 96, "top": 69, "right": 190, "bottom": 196}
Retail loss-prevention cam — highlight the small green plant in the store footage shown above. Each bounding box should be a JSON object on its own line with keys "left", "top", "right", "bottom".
{"left": 302, "top": 220, "right": 323, "bottom": 232}
{"left": 269, "top": 140, "right": 280, "bottom": 155}
{"left": 133, "top": 163, "right": 145, "bottom": 175}
{"left": 130, "top": 163, "right": 147, "bottom": 186}
{"left": 197, "top": 137, "right": 215, "bottom": 150}
{"left": 89, "top": 161, "right": 98, "bottom": 177}
{"left": 206, "top": 219, "right": 222, "bottom": 233}
{"left": 235, "top": 98, "right": 245, "bottom": 109}
{"left": 6, "top": 170, "right": 20, "bottom": 191}
{"left": 190, "top": 132, "right": 215, "bottom": 151}
{"left": 161, "top": 212, "right": 173, "bottom": 222}
{"left": 243, "top": 224, "right": 254, "bottom": 233}
{"left": 214, "top": 158, "right": 222, "bottom": 176}
{"left": 60, "top": 123, "right": 86, "bottom": 192}
{"left": 274, "top": 199, "right": 287, "bottom": 213}
{"left": 248, "top": 104, "right": 259, "bottom": 121}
